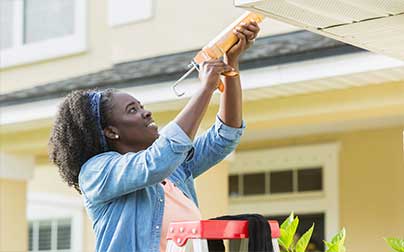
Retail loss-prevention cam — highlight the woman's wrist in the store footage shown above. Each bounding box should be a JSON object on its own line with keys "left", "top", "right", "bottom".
{"left": 223, "top": 56, "right": 240, "bottom": 70}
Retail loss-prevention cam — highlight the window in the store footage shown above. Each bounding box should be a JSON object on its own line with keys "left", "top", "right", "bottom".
{"left": 229, "top": 175, "right": 240, "bottom": 197}
{"left": 27, "top": 193, "right": 83, "bottom": 252}
{"left": 0, "top": 0, "right": 14, "bottom": 50}
{"left": 270, "top": 170, "right": 293, "bottom": 194}
{"left": 228, "top": 167, "right": 323, "bottom": 197}
{"left": 0, "top": 0, "right": 86, "bottom": 68}
{"left": 108, "top": 0, "right": 153, "bottom": 27}
{"left": 243, "top": 172, "right": 266, "bottom": 195}
{"left": 298, "top": 167, "right": 323, "bottom": 192}
{"left": 28, "top": 218, "right": 72, "bottom": 252}
{"left": 228, "top": 143, "right": 340, "bottom": 242}
{"left": 24, "top": 0, "right": 75, "bottom": 44}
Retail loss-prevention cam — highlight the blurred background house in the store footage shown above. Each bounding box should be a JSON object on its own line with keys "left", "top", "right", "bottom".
{"left": 1, "top": 0, "right": 403, "bottom": 251}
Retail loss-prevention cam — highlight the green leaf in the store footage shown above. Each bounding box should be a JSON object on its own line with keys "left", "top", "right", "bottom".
{"left": 325, "top": 242, "right": 346, "bottom": 252}
{"left": 324, "top": 228, "right": 347, "bottom": 252}
{"left": 295, "top": 224, "right": 314, "bottom": 252}
{"left": 331, "top": 228, "right": 346, "bottom": 244}
{"left": 281, "top": 212, "right": 295, "bottom": 230}
{"left": 278, "top": 236, "right": 287, "bottom": 249}
{"left": 385, "top": 238, "right": 404, "bottom": 252}
{"left": 279, "top": 216, "right": 299, "bottom": 250}
{"left": 325, "top": 243, "right": 339, "bottom": 252}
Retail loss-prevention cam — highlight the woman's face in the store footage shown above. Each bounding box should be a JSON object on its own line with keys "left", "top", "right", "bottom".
{"left": 107, "top": 92, "right": 159, "bottom": 152}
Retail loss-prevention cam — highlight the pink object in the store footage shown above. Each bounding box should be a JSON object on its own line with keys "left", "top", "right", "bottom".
{"left": 160, "top": 179, "right": 202, "bottom": 252}
{"left": 166, "top": 220, "right": 280, "bottom": 247}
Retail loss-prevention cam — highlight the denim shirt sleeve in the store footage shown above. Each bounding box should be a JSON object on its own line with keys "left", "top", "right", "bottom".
{"left": 79, "top": 121, "right": 193, "bottom": 204}
{"left": 183, "top": 115, "right": 245, "bottom": 178}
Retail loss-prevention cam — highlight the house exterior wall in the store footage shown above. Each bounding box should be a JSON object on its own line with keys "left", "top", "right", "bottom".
{"left": 236, "top": 126, "right": 404, "bottom": 252}
{"left": 0, "top": 0, "right": 297, "bottom": 94}
{"left": 0, "top": 179, "right": 27, "bottom": 252}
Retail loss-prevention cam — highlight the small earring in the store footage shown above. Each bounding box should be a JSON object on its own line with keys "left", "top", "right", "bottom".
{"left": 115, "top": 135, "right": 119, "bottom": 139}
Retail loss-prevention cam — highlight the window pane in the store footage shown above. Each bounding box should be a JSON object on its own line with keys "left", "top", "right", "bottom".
{"left": 24, "top": 0, "right": 74, "bottom": 44}
{"left": 298, "top": 168, "right": 323, "bottom": 192}
{"left": 243, "top": 173, "right": 265, "bottom": 195}
{"left": 38, "top": 221, "right": 52, "bottom": 251}
{"left": 28, "top": 223, "right": 33, "bottom": 251}
{"left": 0, "top": 0, "right": 14, "bottom": 49}
{"left": 57, "top": 219, "right": 71, "bottom": 250}
{"left": 228, "top": 175, "right": 239, "bottom": 197}
{"left": 270, "top": 170, "right": 293, "bottom": 194}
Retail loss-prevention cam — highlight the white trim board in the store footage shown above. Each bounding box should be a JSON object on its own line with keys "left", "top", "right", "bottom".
{"left": 229, "top": 143, "right": 340, "bottom": 241}
{"left": 1, "top": 52, "right": 403, "bottom": 126}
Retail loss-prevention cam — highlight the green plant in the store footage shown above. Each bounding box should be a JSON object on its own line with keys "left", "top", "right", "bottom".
{"left": 385, "top": 238, "right": 404, "bottom": 252}
{"left": 278, "top": 212, "right": 346, "bottom": 252}
{"left": 278, "top": 212, "right": 314, "bottom": 252}
{"left": 324, "top": 228, "right": 346, "bottom": 252}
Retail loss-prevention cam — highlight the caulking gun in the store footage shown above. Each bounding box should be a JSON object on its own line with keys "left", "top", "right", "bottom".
{"left": 172, "top": 11, "right": 265, "bottom": 97}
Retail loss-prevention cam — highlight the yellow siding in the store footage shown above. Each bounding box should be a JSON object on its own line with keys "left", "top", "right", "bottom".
{"left": 236, "top": 126, "right": 404, "bottom": 251}
{"left": 0, "top": 179, "right": 27, "bottom": 252}
{"left": 28, "top": 164, "right": 78, "bottom": 196}
{"left": 195, "top": 160, "right": 230, "bottom": 219}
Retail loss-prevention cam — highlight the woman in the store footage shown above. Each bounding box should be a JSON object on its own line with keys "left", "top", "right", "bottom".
{"left": 49, "top": 21, "right": 259, "bottom": 252}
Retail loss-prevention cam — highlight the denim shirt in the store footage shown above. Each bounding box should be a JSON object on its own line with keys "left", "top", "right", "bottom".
{"left": 79, "top": 116, "right": 245, "bottom": 252}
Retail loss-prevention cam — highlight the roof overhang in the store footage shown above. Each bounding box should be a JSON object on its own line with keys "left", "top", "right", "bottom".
{"left": 1, "top": 51, "right": 403, "bottom": 127}
{"left": 235, "top": 0, "right": 404, "bottom": 61}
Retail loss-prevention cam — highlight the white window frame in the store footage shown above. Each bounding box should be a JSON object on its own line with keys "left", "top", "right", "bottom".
{"left": 0, "top": 0, "right": 87, "bottom": 69}
{"left": 229, "top": 143, "right": 340, "bottom": 241}
{"left": 29, "top": 218, "right": 72, "bottom": 252}
{"left": 27, "top": 192, "right": 83, "bottom": 252}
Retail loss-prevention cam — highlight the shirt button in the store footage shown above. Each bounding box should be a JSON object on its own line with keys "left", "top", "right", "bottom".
{"left": 156, "top": 226, "right": 160, "bottom": 229}
{"left": 159, "top": 198, "right": 163, "bottom": 202}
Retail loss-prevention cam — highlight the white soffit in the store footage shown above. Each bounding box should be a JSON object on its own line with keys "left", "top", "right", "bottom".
{"left": 235, "top": 0, "right": 404, "bottom": 61}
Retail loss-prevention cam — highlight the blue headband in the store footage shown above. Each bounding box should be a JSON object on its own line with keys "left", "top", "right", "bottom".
{"left": 88, "top": 91, "right": 108, "bottom": 151}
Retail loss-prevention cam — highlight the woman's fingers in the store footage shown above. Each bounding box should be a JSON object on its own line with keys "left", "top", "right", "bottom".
{"left": 199, "top": 60, "right": 235, "bottom": 90}
{"left": 247, "top": 20, "right": 260, "bottom": 33}
{"left": 237, "top": 25, "right": 255, "bottom": 41}
{"left": 201, "top": 60, "right": 234, "bottom": 74}
{"left": 238, "top": 21, "right": 260, "bottom": 40}
{"left": 233, "top": 28, "right": 248, "bottom": 48}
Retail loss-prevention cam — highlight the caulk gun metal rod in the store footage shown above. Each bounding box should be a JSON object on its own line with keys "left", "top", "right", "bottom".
{"left": 174, "top": 65, "right": 197, "bottom": 87}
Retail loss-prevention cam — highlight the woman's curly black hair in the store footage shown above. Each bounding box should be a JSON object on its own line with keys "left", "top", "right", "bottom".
{"left": 49, "top": 88, "right": 117, "bottom": 193}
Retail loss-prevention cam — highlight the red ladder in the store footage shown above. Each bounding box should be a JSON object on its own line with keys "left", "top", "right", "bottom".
{"left": 166, "top": 220, "right": 281, "bottom": 252}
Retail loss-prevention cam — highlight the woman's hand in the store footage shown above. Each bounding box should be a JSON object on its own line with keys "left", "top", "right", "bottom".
{"left": 198, "top": 60, "right": 235, "bottom": 92}
{"left": 225, "top": 20, "right": 260, "bottom": 68}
